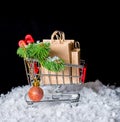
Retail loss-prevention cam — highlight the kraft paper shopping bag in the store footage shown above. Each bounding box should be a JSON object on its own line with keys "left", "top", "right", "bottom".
{"left": 71, "top": 41, "right": 80, "bottom": 84}
{"left": 41, "top": 30, "right": 74, "bottom": 84}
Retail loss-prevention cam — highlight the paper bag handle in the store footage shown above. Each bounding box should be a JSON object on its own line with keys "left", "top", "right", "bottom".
{"left": 51, "top": 30, "right": 65, "bottom": 43}
{"left": 74, "top": 41, "right": 80, "bottom": 49}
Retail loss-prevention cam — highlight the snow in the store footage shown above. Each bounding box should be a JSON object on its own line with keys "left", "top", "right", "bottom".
{"left": 0, "top": 80, "right": 120, "bottom": 122}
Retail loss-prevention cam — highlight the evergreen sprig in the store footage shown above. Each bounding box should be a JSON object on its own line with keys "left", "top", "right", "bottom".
{"left": 17, "top": 42, "right": 50, "bottom": 63}
{"left": 42, "top": 56, "right": 65, "bottom": 72}
{"left": 26, "top": 42, "right": 50, "bottom": 62}
{"left": 17, "top": 42, "right": 65, "bottom": 72}
{"left": 17, "top": 47, "right": 26, "bottom": 58}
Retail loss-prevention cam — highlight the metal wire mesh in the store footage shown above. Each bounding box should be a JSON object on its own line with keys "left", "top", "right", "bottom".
{"left": 24, "top": 58, "right": 85, "bottom": 86}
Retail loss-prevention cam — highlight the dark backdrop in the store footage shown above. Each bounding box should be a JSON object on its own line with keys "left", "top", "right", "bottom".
{"left": 0, "top": 15, "right": 119, "bottom": 94}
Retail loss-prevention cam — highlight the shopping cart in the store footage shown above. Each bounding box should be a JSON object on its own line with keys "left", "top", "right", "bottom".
{"left": 24, "top": 58, "right": 87, "bottom": 105}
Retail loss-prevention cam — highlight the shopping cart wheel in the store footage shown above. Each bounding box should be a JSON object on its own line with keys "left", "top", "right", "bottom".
{"left": 26, "top": 101, "right": 34, "bottom": 105}
{"left": 70, "top": 93, "right": 80, "bottom": 102}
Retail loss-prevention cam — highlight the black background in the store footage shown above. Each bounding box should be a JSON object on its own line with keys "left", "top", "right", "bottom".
{"left": 0, "top": 9, "right": 119, "bottom": 94}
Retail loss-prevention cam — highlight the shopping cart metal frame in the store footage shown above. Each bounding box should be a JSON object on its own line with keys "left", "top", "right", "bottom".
{"left": 24, "top": 58, "right": 87, "bottom": 105}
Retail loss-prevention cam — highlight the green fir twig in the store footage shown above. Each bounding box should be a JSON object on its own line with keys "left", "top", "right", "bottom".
{"left": 17, "top": 42, "right": 65, "bottom": 72}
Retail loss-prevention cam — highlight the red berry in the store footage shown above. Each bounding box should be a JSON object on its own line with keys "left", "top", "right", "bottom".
{"left": 25, "top": 34, "right": 34, "bottom": 44}
{"left": 18, "top": 40, "right": 26, "bottom": 47}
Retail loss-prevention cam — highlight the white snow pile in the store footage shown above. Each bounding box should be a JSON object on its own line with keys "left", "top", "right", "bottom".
{"left": 0, "top": 80, "right": 120, "bottom": 122}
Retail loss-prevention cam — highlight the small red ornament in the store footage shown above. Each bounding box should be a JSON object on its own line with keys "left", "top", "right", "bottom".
{"left": 28, "top": 86, "right": 44, "bottom": 102}
{"left": 29, "top": 62, "right": 39, "bottom": 74}
{"left": 34, "top": 62, "right": 39, "bottom": 74}
{"left": 34, "top": 67, "right": 39, "bottom": 74}
{"left": 18, "top": 40, "right": 26, "bottom": 47}
{"left": 25, "top": 34, "right": 34, "bottom": 44}
{"left": 28, "top": 79, "right": 44, "bottom": 102}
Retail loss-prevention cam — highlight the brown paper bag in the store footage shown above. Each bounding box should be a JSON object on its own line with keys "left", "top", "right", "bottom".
{"left": 41, "top": 30, "right": 74, "bottom": 84}
{"left": 71, "top": 41, "right": 80, "bottom": 84}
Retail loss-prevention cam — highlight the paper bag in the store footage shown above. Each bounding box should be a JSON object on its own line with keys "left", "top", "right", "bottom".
{"left": 71, "top": 41, "right": 80, "bottom": 84}
{"left": 41, "top": 30, "right": 74, "bottom": 84}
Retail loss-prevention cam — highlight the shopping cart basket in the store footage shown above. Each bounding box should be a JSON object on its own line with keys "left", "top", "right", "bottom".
{"left": 24, "top": 58, "right": 87, "bottom": 104}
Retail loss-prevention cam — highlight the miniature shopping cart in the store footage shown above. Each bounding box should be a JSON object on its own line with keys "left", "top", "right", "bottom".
{"left": 24, "top": 58, "right": 87, "bottom": 105}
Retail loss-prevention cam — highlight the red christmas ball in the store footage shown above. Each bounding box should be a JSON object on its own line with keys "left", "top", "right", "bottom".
{"left": 34, "top": 62, "right": 39, "bottom": 74}
{"left": 25, "top": 34, "right": 34, "bottom": 44}
{"left": 28, "top": 86, "right": 44, "bottom": 102}
{"left": 18, "top": 40, "right": 26, "bottom": 47}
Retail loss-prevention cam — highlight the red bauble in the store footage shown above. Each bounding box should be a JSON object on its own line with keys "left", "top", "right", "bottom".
{"left": 34, "top": 62, "right": 39, "bottom": 74}
{"left": 25, "top": 34, "right": 34, "bottom": 44}
{"left": 28, "top": 86, "right": 44, "bottom": 102}
{"left": 34, "top": 67, "right": 39, "bottom": 74}
{"left": 18, "top": 40, "right": 26, "bottom": 47}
